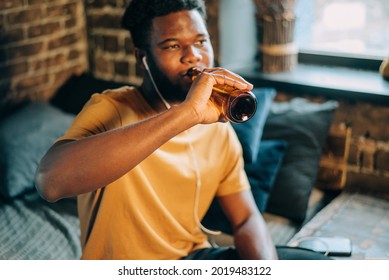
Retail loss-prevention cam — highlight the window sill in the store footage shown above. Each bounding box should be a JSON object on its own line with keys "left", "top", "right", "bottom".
{"left": 234, "top": 63, "right": 389, "bottom": 105}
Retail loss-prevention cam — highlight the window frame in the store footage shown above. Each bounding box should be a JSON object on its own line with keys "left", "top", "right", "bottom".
{"left": 298, "top": 50, "right": 384, "bottom": 72}
{"left": 294, "top": 0, "right": 389, "bottom": 69}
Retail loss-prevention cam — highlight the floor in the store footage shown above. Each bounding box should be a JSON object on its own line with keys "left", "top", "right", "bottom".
{"left": 288, "top": 192, "right": 389, "bottom": 260}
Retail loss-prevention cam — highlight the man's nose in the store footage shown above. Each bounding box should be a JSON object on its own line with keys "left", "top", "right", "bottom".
{"left": 181, "top": 45, "right": 202, "bottom": 64}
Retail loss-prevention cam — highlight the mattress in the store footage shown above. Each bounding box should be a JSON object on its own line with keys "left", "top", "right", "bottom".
{"left": 0, "top": 191, "right": 81, "bottom": 260}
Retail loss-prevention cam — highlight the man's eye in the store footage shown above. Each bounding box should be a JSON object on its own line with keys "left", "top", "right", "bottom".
{"left": 165, "top": 44, "right": 180, "bottom": 50}
{"left": 195, "top": 40, "right": 207, "bottom": 47}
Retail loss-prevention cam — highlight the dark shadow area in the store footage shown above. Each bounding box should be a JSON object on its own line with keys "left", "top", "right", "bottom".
{"left": 50, "top": 72, "right": 128, "bottom": 115}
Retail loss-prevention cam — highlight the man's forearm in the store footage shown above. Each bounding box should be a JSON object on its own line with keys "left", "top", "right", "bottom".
{"left": 233, "top": 213, "right": 278, "bottom": 260}
{"left": 35, "top": 104, "right": 199, "bottom": 202}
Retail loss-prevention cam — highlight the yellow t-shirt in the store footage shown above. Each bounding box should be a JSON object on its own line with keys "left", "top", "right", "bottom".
{"left": 59, "top": 86, "right": 250, "bottom": 259}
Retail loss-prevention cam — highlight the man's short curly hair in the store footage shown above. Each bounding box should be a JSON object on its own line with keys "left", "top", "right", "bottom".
{"left": 122, "top": 0, "right": 206, "bottom": 50}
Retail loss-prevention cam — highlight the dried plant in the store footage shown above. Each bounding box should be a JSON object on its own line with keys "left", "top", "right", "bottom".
{"left": 253, "top": 0, "right": 298, "bottom": 73}
{"left": 253, "top": 0, "right": 296, "bottom": 19}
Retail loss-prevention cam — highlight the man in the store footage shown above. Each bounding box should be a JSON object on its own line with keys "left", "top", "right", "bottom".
{"left": 35, "top": 0, "right": 328, "bottom": 260}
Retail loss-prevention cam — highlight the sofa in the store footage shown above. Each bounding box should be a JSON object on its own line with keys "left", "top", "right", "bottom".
{"left": 2, "top": 72, "right": 380, "bottom": 260}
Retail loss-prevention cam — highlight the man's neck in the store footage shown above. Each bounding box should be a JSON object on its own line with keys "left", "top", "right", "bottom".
{"left": 140, "top": 83, "right": 170, "bottom": 113}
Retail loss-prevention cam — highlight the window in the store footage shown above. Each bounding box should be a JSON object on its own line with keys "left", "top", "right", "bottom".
{"left": 220, "top": 0, "right": 389, "bottom": 104}
{"left": 296, "top": 0, "right": 389, "bottom": 62}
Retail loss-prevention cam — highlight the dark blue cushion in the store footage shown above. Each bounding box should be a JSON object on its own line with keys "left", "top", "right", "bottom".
{"left": 231, "top": 88, "right": 276, "bottom": 163}
{"left": 201, "top": 140, "right": 287, "bottom": 234}
{"left": 245, "top": 140, "right": 288, "bottom": 212}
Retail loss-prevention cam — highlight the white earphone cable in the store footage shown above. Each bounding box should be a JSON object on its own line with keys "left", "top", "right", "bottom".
{"left": 142, "top": 56, "right": 171, "bottom": 110}
{"left": 185, "top": 130, "right": 221, "bottom": 237}
{"left": 143, "top": 56, "right": 220, "bottom": 239}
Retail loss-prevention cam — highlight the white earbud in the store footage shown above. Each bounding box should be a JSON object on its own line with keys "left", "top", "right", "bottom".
{"left": 142, "top": 56, "right": 150, "bottom": 71}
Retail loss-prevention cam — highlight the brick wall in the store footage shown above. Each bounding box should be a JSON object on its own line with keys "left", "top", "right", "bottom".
{"left": 0, "top": 0, "right": 219, "bottom": 113}
{"left": 335, "top": 101, "right": 389, "bottom": 193}
{"left": 276, "top": 93, "right": 389, "bottom": 194}
{"left": 84, "top": 0, "right": 139, "bottom": 85}
{"left": 0, "top": 0, "right": 88, "bottom": 114}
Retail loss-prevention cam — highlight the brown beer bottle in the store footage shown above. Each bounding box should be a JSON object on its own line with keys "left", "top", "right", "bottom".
{"left": 188, "top": 68, "right": 257, "bottom": 123}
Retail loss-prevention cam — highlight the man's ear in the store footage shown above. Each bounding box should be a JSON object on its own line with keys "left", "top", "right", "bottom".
{"left": 135, "top": 48, "right": 147, "bottom": 70}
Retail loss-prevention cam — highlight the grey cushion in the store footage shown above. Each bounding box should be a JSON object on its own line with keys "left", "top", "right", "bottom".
{"left": 0, "top": 102, "right": 74, "bottom": 199}
{"left": 0, "top": 192, "right": 81, "bottom": 259}
{"left": 263, "top": 98, "right": 338, "bottom": 223}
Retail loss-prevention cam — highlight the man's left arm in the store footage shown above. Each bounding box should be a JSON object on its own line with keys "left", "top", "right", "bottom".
{"left": 218, "top": 190, "right": 278, "bottom": 260}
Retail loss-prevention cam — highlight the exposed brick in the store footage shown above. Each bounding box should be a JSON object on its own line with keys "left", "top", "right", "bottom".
{"left": 357, "top": 138, "right": 377, "bottom": 170}
{"left": 28, "top": 22, "right": 61, "bottom": 38}
{"left": 348, "top": 141, "right": 359, "bottom": 166}
{"left": 48, "top": 33, "right": 79, "bottom": 49}
{"left": 32, "top": 54, "right": 67, "bottom": 71}
{"left": 362, "top": 152, "right": 376, "bottom": 170}
{"left": 91, "top": 34, "right": 104, "bottom": 50}
{"left": 376, "top": 149, "right": 389, "bottom": 171}
{"left": 103, "top": 35, "right": 119, "bottom": 52}
{"left": 2, "top": 0, "right": 88, "bottom": 112}
{"left": 8, "top": 42, "right": 44, "bottom": 59}
{"left": 0, "top": 0, "right": 24, "bottom": 10}
{"left": 114, "top": 61, "right": 129, "bottom": 76}
{"left": 46, "top": 3, "right": 78, "bottom": 18}
{"left": 33, "top": 87, "right": 54, "bottom": 101}
{"left": 89, "top": 13, "right": 122, "bottom": 29}
{"left": 335, "top": 102, "right": 389, "bottom": 140}
{"left": 0, "top": 62, "right": 29, "bottom": 78}
{"left": 87, "top": 0, "right": 120, "bottom": 8}
{"left": 15, "top": 74, "right": 49, "bottom": 91}
{"left": 346, "top": 171, "right": 389, "bottom": 194}
{"left": 68, "top": 49, "right": 81, "bottom": 60}
{"left": 0, "top": 14, "right": 4, "bottom": 32}
{"left": 124, "top": 36, "right": 134, "bottom": 54}
{"left": 7, "top": 8, "right": 43, "bottom": 25}
{"left": 94, "top": 56, "right": 111, "bottom": 73}
{"left": 53, "top": 65, "right": 86, "bottom": 84}
{"left": 65, "top": 18, "right": 77, "bottom": 29}
{"left": 28, "top": 0, "right": 45, "bottom": 5}
{"left": 12, "top": 87, "right": 48, "bottom": 104}
{"left": 1, "top": 28, "right": 24, "bottom": 45}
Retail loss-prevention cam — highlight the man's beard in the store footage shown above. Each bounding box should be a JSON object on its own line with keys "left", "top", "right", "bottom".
{"left": 153, "top": 74, "right": 188, "bottom": 103}
{"left": 147, "top": 59, "right": 189, "bottom": 103}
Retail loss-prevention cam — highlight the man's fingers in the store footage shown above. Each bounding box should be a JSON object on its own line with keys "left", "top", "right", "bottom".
{"left": 202, "top": 68, "right": 253, "bottom": 90}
